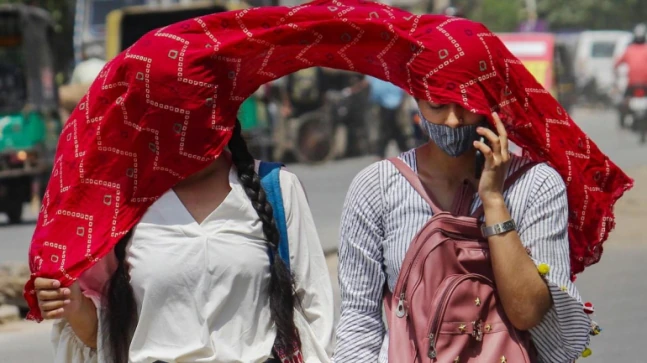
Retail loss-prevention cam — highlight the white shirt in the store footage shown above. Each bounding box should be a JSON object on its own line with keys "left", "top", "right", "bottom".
{"left": 52, "top": 164, "right": 334, "bottom": 363}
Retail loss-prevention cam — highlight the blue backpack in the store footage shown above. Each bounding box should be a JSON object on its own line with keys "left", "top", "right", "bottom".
{"left": 258, "top": 161, "right": 290, "bottom": 270}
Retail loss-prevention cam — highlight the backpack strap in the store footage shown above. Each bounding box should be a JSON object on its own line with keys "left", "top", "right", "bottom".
{"left": 471, "top": 161, "right": 539, "bottom": 220}
{"left": 388, "top": 157, "right": 443, "bottom": 215}
{"left": 259, "top": 161, "right": 290, "bottom": 270}
{"left": 452, "top": 181, "right": 477, "bottom": 217}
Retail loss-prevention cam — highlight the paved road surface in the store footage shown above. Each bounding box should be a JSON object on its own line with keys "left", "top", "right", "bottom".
{"left": 1, "top": 107, "right": 645, "bottom": 362}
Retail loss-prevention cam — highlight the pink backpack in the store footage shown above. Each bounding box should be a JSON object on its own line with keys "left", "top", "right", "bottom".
{"left": 384, "top": 158, "right": 538, "bottom": 363}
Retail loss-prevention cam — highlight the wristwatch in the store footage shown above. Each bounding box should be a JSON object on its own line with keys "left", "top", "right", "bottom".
{"left": 481, "top": 219, "right": 516, "bottom": 238}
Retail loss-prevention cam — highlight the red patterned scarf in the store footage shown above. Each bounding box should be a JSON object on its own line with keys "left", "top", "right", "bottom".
{"left": 26, "top": 0, "right": 632, "bottom": 329}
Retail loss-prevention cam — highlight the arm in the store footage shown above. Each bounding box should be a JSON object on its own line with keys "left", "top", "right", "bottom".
{"left": 333, "top": 164, "right": 386, "bottom": 363}
{"left": 477, "top": 115, "right": 552, "bottom": 330}
{"left": 46, "top": 253, "right": 116, "bottom": 362}
{"left": 58, "top": 83, "right": 91, "bottom": 112}
{"left": 614, "top": 49, "right": 628, "bottom": 69}
{"left": 482, "top": 189, "right": 552, "bottom": 331}
{"left": 37, "top": 278, "right": 98, "bottom": 349}
{"left": 64, "top": 293, "right": 99, "bottom": 349}
{"left": 476, "top": 114, "right": 590, "bottom": 361}
{"left": 518, "top": 166, "right": 591, "bottom": 361}
{"left": 348, "top": 76, "right": 369, "bottom": 94}
{"left": 280, "top": 171, "right": 335, "bottom": 358}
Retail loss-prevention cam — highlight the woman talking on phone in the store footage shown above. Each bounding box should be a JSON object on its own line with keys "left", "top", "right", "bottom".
{"left": 334, "top": 98, "right": 592, "bottom": 362}
{"left": 328, "top": 8, "right": 633, "bottom": 363}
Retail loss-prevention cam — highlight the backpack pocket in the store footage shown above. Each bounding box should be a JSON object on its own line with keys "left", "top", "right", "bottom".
{"left": 425, "top": 273, "right": 497, "bottom": 361}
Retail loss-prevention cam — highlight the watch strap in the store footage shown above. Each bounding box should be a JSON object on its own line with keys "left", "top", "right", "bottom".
{"left": 481, "top": 219, "right": 516, "bottom": 238}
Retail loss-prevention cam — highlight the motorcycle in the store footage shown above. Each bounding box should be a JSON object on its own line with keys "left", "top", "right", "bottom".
{"left": 627, "top": 85, "right": 647, "bottom": 144}
{"left": 291, "top": 88, "right": 372, "bottom": 163}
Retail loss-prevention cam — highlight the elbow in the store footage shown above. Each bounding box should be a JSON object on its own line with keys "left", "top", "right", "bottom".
{"left": 506, "top": 300, "right": 552, "bottom": 331}
{"left": 508, "top": 314, "right": 543, "bottom": 332}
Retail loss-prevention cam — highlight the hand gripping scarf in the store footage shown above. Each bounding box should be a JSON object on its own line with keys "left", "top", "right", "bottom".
{"left": 25, "top": 0, "right": 633, "bottom": 322}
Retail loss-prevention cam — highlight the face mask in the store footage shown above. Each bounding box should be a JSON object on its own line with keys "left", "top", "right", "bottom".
{"left": 420, "top": 113, "right": 480, "bottom": 157}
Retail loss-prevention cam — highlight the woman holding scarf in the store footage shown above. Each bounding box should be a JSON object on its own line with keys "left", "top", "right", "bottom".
{"left": 34, "top": 120, "right": 334, "bottom": 363}
{"left": 30, "top": 10, "right": 336, "bottom": 363}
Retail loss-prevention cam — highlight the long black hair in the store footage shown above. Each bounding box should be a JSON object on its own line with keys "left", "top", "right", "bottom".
{"left": 104, "top": 120, "right": 301, "bottom": 362}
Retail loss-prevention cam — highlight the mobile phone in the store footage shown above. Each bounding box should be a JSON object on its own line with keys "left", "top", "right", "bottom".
{"left": 475, "top": 135, "right": 487, "bottom": 179}
{"left": 474, "top": 122, "right": 493, "bottom": 179}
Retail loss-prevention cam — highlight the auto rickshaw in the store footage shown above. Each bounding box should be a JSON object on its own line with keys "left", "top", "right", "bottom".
{"left": 0, "top": 5, "right": 62, "bottom": 224}
{"left": 498, "top": 33, "right": 578, "bottom": 113}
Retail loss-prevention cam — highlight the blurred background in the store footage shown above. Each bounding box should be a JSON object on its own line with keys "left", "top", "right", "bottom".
{"left": 0, "top": 0, "right": 645, "bottom": 362}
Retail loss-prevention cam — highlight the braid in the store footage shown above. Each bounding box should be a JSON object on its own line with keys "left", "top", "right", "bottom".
{"left": 101, "top": 121, "right": 301, "bottom": 361}
{"left": 228, "top": 120, "right": 301, "bottom": 349}
{"left": 104, "top": 230, "right": 137, "bottom": 363}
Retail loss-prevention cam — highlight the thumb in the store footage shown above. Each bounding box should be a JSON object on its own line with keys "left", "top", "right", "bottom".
{"left": 68, "top": 281, "right": 84, "bottom": 299}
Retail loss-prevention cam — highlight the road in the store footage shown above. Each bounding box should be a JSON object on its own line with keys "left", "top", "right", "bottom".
{"left": 1, "top": 107, "right": 646, "bottom": 362}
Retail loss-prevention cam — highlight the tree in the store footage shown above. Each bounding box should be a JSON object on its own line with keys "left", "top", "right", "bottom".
{"left": 537, "top": 0, "right": 647, "bottom": 31}
{"left": 462, "top": 0, "right": 525, "bottom": 32}
{"left": 454, "top": 0, "right": 644, "bottom": 32}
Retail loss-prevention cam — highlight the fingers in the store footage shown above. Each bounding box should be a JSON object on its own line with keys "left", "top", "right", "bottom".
{"left": 39, "top": 299, "right": 70, "bottom": 312}
{"left": 476, "top": 127, "right": 502, "bottom": 164}
{"left": 476, "top": 112, "right": 511, "bottom": 164}
{"left": 35, "top": 278, "right": 73, "bottom": 320}
{"left": 476, "top": 126, "right": 501, "bottom": 156}
{"left": 473, "top": 139, "right": 494, "bottom": 163}
{"left": 37, "top": 288, "right": 70, "bottom": 301}
{"left": 491, "top": 112, "right": 510, "bottom": 161}
{"left": 43, "top": 308, "right": 66, "bottom": 320}
{"left": 34, "top": 277, "right": 60, "bottom": 290}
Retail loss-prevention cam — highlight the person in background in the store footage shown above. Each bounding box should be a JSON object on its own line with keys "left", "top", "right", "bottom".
{"left": 58, "top": 43, "right": 106, "bottom": 119}
{"left": 367, "top": 76, "right": 410, "bottom": 159}
{"left": 281, "top": 67, "right": 327, "bottom": 119}
{"left": 615, "top": 23, "right": 647, "bottom": 125}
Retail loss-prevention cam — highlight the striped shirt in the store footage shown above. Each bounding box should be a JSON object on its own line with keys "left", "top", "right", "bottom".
{"left": 334, "top": 149, "right": 591, "bottom": 363}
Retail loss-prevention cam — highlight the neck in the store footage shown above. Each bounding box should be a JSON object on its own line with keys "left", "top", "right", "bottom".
{"left": 177, "top": 152, "right": 231, "bottom": 188}
{"left": 416, "top": 142, "right": 476, "bottom": 182}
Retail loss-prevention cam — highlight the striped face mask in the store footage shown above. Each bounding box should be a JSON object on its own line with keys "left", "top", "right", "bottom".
{"left": 420, "top": 113, "right": 479, "bottom": 157}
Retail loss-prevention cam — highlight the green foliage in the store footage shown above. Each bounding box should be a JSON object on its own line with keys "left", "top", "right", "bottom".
{"left": 458, "top": 0, "right": 645, "bottom": 32}
{"left": 463, "top": 0, "right": 524, "bottom": 32}
{"left": 537, "top": 0, "right": 647, "bottom": 31}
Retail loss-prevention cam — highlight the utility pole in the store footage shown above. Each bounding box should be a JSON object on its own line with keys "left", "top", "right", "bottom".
{"left": 432, "top": 0, "right": 449, "bottom": 13}
{"left": 525, "top": 0, "right": 537, "bottom": 20}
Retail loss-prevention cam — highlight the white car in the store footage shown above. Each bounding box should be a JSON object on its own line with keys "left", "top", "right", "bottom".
{"left": 573, "top": 30, "right": 632, "bottom": 97}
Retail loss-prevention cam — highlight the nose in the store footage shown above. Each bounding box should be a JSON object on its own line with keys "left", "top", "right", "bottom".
{"left": 445, "top": 104, "right": 463, "bottom": 128}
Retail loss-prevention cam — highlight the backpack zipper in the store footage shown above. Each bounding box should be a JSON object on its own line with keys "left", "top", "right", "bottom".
{"left": 428, "top": 333, "right": 437, "bottom": 359}
{"left": 427, "top": 274, "right": 492, "bottom": 359}
{"left": 426, "top": 276, "right": 458, "bottom": 359}
{"left": 396, "top": 292, "right": 406, "bottom": 318}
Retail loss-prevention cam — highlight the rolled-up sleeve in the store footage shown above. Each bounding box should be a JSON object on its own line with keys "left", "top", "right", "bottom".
{"left": 517, "top": 165, "right": 591, "bottom": 363}
{"left": 333, "top": 163, "right": 386, "bottom": 363}
{"left": 51, "top": 253, "right": 115, "bottom": 363}
{"left": 52, "top": 308, "right": 103, "bottom": 363}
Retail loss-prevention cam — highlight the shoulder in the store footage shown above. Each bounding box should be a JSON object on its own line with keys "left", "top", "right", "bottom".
{"left": 277, "top": 167, "right": 303, "bottom": 191}
{"left": 508, "top": 155, "right": 566, "bottom": 195}
{"left": 350, "top": 149, "right": 417, "bottom": 187}
{"left": 516, "top": 156, "right": 563, "bottom": 181}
